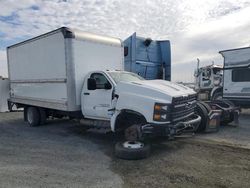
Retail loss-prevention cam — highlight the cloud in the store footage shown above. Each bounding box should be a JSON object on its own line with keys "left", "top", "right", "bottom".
{"left": 0, "top": 0, "right": 250, "bottom": 81}
{"left": 170, "top": 5, "right": 250, "bottom": 81}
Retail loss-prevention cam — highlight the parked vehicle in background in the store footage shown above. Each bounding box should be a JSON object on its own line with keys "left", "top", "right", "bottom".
{"left": 194, "top": 46, "right": 250, "bottom": 109}
{"left": 7, "top": 27, "right": 204, "bottom": 159}
{"left": 194, "top": 59, "right": 223, "bottom": 101}
{"left": 123, "top": 33, "right": 171, "bottom": 80}
{"left": 122, "top": 34, "right": 239, "bottom": 131}
{"left": 220, "top": 47, "right": 250, "bottom": 108}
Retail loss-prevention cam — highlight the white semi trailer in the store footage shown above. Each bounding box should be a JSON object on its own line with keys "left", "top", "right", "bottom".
{"left": 7, "top": 27, "right": 221, "bottom": 159}
{"left": 220, "top": 47, "right": 250, "bottom": 108}
{"left": 194, "top": 47, "right": 250, "bottom": 109}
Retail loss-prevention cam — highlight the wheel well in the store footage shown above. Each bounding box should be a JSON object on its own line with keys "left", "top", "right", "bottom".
{"left": 114, "top": 110, "right": 147, "bottom": 132}
{"left": 211, "top": 87, "right": 223, "bottom": 99}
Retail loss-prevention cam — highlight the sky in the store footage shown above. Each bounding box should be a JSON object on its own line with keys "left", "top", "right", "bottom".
{"left": 0, "top": 0, "right": 250, "bottom": 82}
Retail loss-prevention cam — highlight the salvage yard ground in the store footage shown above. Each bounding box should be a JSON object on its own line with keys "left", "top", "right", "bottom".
{"left": 0, "top": 111, "right": 250, "bottom": 188}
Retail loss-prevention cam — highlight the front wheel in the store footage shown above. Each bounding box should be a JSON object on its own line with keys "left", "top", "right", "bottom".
{"left": 195, "top": 102, "right": 209, "bottom": 132}
{"left": 114, "top": 141, "right": 151, "bottom": 160}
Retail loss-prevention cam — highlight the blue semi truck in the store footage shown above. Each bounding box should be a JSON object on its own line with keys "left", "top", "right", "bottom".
{"left": 123, "top": 33, "right": 171, "bottom": 81}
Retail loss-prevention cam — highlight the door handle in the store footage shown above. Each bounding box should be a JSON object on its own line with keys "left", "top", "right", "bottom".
{"left": 84, "top": 92, "right": 90, "bottom": 95}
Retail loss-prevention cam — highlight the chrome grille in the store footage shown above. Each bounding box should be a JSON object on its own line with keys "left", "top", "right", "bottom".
{"left": 171, "top": 94, "right": 197, "bottom": 122}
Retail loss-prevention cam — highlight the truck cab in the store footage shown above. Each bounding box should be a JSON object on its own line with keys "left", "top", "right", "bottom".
{"left": 194, "top": 64, "right": 223, "bottom": 100}
{"left": 81, "top": 70, "right": 201, "bottom": 140}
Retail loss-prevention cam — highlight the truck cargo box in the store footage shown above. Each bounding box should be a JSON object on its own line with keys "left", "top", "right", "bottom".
{"left": 220, "top": 47, "right": 250, "bottom": 106}
{"left": 7, "top": 27, "right": 123, "bottom": 111}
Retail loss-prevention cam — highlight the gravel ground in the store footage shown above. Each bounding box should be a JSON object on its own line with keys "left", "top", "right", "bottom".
{"left": 0, "top": 112, "right": 250, "bottom": 188}
{"left": 196, "top": 109, "right": 250, "bottom": 149}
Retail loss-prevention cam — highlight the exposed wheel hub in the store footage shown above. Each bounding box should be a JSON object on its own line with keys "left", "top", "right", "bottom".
{"left": 125, "top": 125, "right": 140, "bottom": 141}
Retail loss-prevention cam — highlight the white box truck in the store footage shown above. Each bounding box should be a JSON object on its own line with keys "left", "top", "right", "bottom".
{"left": 7, "top": 27, "right": 203, "bottom": 159}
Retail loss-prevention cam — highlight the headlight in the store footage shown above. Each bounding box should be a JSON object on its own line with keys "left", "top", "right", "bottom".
{"left": 153, "top": 103, "right": 170, "bottom": 122}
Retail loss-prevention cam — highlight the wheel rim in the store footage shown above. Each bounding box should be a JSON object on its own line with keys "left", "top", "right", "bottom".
{"left": 123, "top": 141, "right": 144, "bottom": 149}
{"left": 27, "top": 109, "right": 33, "bottom": 124}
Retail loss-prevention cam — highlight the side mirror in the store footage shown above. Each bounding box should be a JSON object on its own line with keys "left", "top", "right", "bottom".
{"left": 88, "top": 78, "right": 96, "bottom": 90}
{"left": 104, "top": 82, "right": 112, "bottom": 90}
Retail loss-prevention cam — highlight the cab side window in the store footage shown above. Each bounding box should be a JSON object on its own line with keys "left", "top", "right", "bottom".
{"left": 90, "top": 73, "right": 110, "bottom": 89}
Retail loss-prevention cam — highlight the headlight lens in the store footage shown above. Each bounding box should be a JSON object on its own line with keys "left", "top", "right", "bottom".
{"left": 153, "top": 103, "right": 170, "bottom": 121}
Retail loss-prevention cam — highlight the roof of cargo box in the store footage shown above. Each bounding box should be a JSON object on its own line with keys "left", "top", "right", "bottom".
{"left": 219, "top": 46, "right": 250, "bottom": 54}
{"left": 7, "top": 27, "right": 122, "bottom": 49}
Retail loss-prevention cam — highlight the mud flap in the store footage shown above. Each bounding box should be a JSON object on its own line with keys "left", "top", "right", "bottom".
{"left": 205, "top": 110, "right": 222, "bottom": 132}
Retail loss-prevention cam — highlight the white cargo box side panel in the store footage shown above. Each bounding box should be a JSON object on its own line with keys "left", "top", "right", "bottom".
{"left": 221, "top": 47, "right": 250, "bottom": 99}
{"left": 222, "top": 47, "right": 250, "bottom": 68}
{"left": 8, "top": 32, "right": 69, "bottom": 110}
{"left": 72, "top": 39, "right": 123, "bottom": 105}
{"left": 0, "top": 79, "right": 9, "bottom": 112}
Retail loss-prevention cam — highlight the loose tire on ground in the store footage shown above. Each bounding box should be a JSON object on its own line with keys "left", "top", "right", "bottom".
{"left": 195, "top": 102, "right": 209, "bottom": 133}
{"left": 26, "top": 107, "right": 40, "bottom": 127}
{"left": 115, "top": 141, "right": 151, "bottom": 160}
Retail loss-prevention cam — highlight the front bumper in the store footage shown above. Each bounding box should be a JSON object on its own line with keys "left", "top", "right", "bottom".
{"left": 141, "top": 114, "right": 201, "bottom": 138}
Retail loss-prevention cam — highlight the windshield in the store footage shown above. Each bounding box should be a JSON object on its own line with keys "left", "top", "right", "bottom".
{"left": 108, "top": 72, "right": 145, "bottom": 83}
{"left": 213, "top": 68, "right": 223, "bottom": 75}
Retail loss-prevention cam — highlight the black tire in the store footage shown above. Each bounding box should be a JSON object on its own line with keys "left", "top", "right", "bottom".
{"left": 199, "top": 101, "right": 212, "bottom": 112}
{"left": 24, "top": 107, "right": 28, "bottom": 122}
{"left": 212, "top": 91, "right": 223, "bottom": 101}
{"left": 115, "top": 141, "right": 151, "bottom": 160}
{"left": 26, "top": 107, "right": 40, "bottom": 127}
{"left": 39, "top": 108, "right": 47, "bottom": 125}
{"left": 218, "top": 99, "right": 235, "bottom": 125}
{"left": 195, "top": 102, "right": 209, "bottom": 133}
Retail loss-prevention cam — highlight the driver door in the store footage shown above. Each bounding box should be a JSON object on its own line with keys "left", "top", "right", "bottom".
{"left": 82, "top": 73, "right": 113, "bottom": 120}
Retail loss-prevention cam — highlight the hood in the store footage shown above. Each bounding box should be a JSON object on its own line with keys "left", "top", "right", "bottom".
{"left": 116, "top": 79, "right": 196, "bottom": 103}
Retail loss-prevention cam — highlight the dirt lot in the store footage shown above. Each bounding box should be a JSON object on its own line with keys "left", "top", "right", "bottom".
{"left": 0, "top": 112, "right": 250, "bottom": 188}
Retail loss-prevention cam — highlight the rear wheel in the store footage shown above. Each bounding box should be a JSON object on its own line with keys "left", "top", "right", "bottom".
{"left": 26, "top": 107, "right": 40, "bottom": 127}
{"left": 39, "top": 108, "right": 47, "bottom": 125}
{"left": 218, "top": 99, "right": 235, "bottom": 125}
